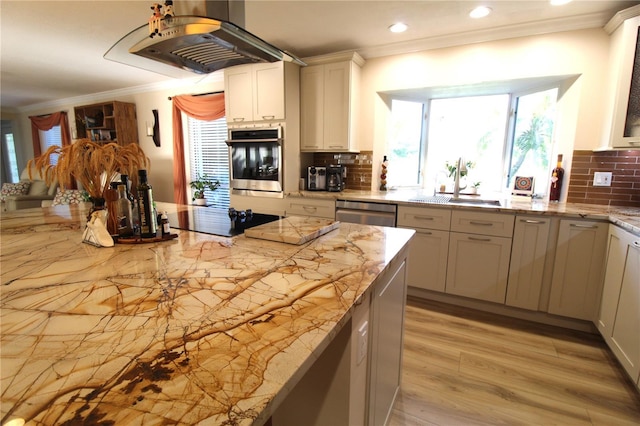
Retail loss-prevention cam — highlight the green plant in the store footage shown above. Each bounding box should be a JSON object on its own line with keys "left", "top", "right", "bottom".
{"left": 190, "top": 174, "right": 220, "bottom": 200}
{"left": 472, "top": 181, "right": 481, "bottom": 189}
{"left": 445, "top": 160, "right": 475, "bottom": 178}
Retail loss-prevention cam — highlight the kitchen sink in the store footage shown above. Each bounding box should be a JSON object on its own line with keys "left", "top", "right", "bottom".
{"left": 447, "top": 198, "right": 502, "bottom": 206}
{"left": 408, "top": 195, "right": 502, "bottom": 207}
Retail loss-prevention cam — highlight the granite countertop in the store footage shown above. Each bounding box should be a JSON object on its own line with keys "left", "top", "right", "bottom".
{"left": 288, "top": 189, "right": 640, "bottom": 236}
{"left": 0, "top": 203, "right": 414, "bottom": 425}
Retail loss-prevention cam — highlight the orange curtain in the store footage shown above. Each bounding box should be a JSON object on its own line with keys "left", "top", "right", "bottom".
{"left": 29, "top": 111, "right": 72, "bottom": 157}
{"left": 172, "top": 93, "right": 225, "bottom": 205}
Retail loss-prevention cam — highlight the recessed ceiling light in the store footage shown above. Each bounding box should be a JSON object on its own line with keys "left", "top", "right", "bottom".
{"left": 389, "top": 22, "right": 408, "bottom": 33}
{"left": 550, "top": 0, "right": 573, "bottom": 5}
{"left": 469, "top": 6, "right": 492, "bottom": 19}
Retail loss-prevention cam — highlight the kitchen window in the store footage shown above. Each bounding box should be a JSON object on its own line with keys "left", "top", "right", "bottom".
{"left": 388, "top": 86, "right": 557, "bottom": 197}
{"left": 185, "top": 116, "right": 229, "bottom": 209}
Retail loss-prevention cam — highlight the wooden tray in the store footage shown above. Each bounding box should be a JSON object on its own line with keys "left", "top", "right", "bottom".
{"left": 115, "top": 233, "right": 178, "bottom": 244}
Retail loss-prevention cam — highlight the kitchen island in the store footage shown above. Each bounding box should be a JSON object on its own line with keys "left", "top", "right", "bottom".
{"left": 0, "top": 203, "right": 414, "bottom": 425}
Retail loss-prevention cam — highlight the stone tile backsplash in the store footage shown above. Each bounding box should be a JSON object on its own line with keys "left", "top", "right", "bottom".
{"left": 312, "top": 151, "right": 373, "bottom": 190}
{"left": 568, "top": 150, "right": 640, "bottom": 207}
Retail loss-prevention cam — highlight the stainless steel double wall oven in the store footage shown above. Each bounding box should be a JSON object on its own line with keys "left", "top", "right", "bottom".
{"left": 226, "top": 126, "right": 283, "bottom": 197}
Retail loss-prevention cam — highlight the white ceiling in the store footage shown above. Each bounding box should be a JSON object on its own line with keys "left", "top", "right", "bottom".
{"left": 1, "top": 0, "right": 638, "bottom": 111}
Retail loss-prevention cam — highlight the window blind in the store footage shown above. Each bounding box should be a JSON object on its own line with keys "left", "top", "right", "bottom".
{"left": 39, "top": 125, "right": 61, "bottom": 165}
{"left": 186, "top": 116, "right": 229, "bottom": 209}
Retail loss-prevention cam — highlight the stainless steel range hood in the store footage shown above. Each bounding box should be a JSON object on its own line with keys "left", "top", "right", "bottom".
{"left": 105, "top": 1, "right": 304, "bottom": 78}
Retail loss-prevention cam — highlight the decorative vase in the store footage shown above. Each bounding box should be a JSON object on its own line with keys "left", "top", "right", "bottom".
{"left": 88, "top": 197, "right": 106, "bottom": 220}
{"left": 195, "top": 198, "right": 207, "bottom": 206}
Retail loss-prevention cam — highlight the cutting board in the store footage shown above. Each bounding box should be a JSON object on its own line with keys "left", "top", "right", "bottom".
{"left": 244, "top": 216, "right": 340, "bottom": 245}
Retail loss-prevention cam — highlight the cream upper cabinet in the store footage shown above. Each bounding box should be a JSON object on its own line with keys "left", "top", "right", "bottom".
{"left": 397, "top": 206, "right": 451, "bottom": 292}
{"left": 300, "top": 52, "right": 364, "bottom": 152}
{"left": 548, "top": 219, "right": 608, "bottom": 321}
{"left": 446, "top": 211, "right": 514, "bottom": 304}
{"left": 598, "top": 225, "right": 640, "bottom": 388}
{"left": 506, "top": 216, "right": 552, "bottom": 311}
{"left": 602, "top": 12, "right": 640, "bottom": 148}
{"left": 224, "top": 62, "right": 286, "bottom": 124}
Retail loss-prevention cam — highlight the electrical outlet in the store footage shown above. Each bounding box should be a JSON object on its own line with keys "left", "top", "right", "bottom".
{"left": 593, "top": 171, "right": 613, "bottom": 187}
{"left": 357, "top": 321, "right": 368, "bottom": 365}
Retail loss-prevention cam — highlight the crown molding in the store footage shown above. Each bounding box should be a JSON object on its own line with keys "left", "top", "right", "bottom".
{"left": 604, "top": 4, "right": 640, "bottom": 34}
{"left": 358, "top": 11, "right": 614, "bottom": 60}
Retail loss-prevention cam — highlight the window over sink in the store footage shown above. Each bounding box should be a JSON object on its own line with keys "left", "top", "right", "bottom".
{"left": 386, "top": 78, "right": 560, "bottom": 198}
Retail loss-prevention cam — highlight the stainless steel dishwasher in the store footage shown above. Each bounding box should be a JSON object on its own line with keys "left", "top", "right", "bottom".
{"left": 335, "top": 200, "right": 397, "bottom": 227}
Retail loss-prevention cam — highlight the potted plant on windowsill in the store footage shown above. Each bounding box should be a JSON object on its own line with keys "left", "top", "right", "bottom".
{"left": 190, "top": 174, "right": 221, "bottom": 206}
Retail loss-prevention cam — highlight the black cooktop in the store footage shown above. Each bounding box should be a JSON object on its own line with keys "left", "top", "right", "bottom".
{"left": 167, "top": 208, "right": 281, "bottom": 237}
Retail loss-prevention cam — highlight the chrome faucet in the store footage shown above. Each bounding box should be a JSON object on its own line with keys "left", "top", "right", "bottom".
{"left": 452, "top": 157, "right": 467, "bottom": 199}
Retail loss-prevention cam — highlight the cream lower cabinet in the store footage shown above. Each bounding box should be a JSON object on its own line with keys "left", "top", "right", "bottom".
{"left": 597, "top": 225, "right": 640, "bottom": 388}
{"left": 548, "top": 219, "right": 608, "bottom": 321}
{"left": 506, "top": 216, "right": 552, "bottom": 310}
{"left": 368, "top": 257, "right": 407, "bottom": 426}
{"left": 397, "top": 206, "right": 451, "bottom": 292}
{"left": 285, "top": 197, "right": 335, "bottom": 219}
{"left": 446, "top": 211, "right": 514, "bottom": 304}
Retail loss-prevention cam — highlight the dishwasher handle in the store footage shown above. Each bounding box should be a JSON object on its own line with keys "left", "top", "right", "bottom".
{"left": 335, "top": 208, "right": 397, "bottom": 227}
{"left": 335, "top": 200, "right": 397, "bottom": 214}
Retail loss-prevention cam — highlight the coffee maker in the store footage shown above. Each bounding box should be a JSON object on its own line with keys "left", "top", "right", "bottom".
{"left": 326, "top": 165, "right": 345, "bottom": 192}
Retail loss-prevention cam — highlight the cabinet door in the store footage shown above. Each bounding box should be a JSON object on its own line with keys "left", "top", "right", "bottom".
{"left": 369, "top": 259, "right": 406, "bottom": 426}
{"left": 597, "top": 226, "right": 628, "bottom": 338}
{"left": 402, "top": 228, "right": 449, "bottom": 292}
{"left": 397, "top": 205, "right": 451, "bottom": 231}
{"left": 253, "top": 62, "right": 285, "bottom": 121}
{"left": 506, "top": 217, "right": 551, "bottom": 310}
{"left": 300, "top": 65, "right": 325, "bottom": 151}
{"left": 446, "top": 232, "right": 512, "bottom": 303}
{"left": 225, "top": 65, "right": 253, "bottom": 123}
{"left": 548, "top": 220, "right": 608, "bottom": 321}
{"left": 610, "top": 235, "right": 640, "bottom": 383}
{"left": 611, "top": 16, "right": 640, "bottom": 148}
{"left": 285, "top": 197, "right": 335, "bottom": 219}
{"left": 323, "top": 61, "right": 351, "bottom": 150}
{"left": 114, "top": 102, "right": 138, "bottom": 145}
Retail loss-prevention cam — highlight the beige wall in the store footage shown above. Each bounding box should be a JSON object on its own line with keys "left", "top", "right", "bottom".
{"left": 13, "top": 74, "right": 225, "bottom": 203}
{"left": 10, "top": 27, "right": 613, "bottom": 200}
{"left": 358, "top": 28, "right": 611, "bottom": 191}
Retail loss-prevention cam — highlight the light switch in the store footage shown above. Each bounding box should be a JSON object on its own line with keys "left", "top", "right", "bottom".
{"left": 593, "top": 172, "right": 612, "bottom": 187}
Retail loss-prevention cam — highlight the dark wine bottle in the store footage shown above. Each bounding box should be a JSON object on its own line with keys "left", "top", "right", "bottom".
{"left": 137, "top": 170, "right": 158, "bottom": 238}
{"left": 549, "top": 154, "right": 564, "bottom": 202}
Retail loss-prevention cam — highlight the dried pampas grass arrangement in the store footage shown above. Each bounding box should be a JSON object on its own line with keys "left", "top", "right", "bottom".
{"left": 28, "top": 139, "right": 150, "bottom": 201}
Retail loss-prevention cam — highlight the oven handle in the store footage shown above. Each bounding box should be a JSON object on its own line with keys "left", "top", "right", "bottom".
{"left": 226, "top": 138, "right": 283, "bottom": 145}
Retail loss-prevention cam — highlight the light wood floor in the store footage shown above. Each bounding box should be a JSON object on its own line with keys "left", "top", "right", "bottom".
{"left": 389, "top": 297, "right": 640, "bottom": 426}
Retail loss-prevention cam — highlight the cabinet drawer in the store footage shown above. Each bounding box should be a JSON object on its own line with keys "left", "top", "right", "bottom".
{"left": 397, "top": 206, "right": 451, "bottom": 231}
{"left": 286, "top": 198, "right": 335, "bottom": 219}
{"left": 450, "top": 210, "right": 514, "bottom": 237}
